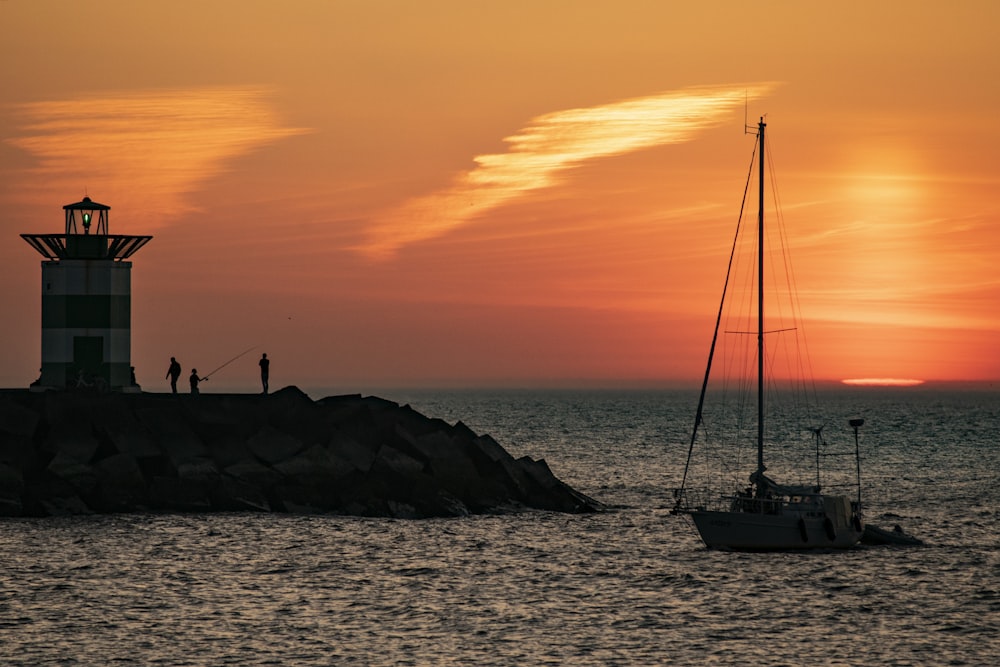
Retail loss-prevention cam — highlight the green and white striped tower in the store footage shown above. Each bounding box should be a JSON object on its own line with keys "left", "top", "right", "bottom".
{"left": 22, "top": 197, "right": 152, "bottom": 392}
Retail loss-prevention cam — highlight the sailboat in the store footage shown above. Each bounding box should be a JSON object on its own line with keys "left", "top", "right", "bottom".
{"left": 672, "top": 118, "right": 864, "bottom": 550}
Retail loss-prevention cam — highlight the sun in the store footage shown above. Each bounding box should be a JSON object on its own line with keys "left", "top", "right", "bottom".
{"left": 841, "top": 378, "right": 925, "bottom": 387}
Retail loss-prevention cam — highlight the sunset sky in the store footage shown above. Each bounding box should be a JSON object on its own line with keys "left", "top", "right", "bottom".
{"left": 1, "top": 1, "right": 998, "bottom": 391}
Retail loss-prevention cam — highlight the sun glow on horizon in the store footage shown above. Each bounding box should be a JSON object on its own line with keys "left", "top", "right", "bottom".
{"left": 841, "top": 378, "right": 926, "bottom": 387}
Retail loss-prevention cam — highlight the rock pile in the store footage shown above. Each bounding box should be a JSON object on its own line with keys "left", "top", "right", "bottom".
{"left": 0, "top": 386, "right": 601, "bottom": 518}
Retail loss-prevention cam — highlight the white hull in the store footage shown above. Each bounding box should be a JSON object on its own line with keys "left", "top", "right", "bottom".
{"left": 689, "top": 507, "right": 863, "bottom": 551}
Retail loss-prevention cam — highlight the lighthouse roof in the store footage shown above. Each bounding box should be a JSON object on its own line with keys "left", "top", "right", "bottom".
{"left": 63, "top": 196, "right": 110, "bottom": 211}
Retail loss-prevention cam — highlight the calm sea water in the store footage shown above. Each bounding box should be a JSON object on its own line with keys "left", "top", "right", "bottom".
{"left": 2, "top": 387, "right": 998, "bottom": 665}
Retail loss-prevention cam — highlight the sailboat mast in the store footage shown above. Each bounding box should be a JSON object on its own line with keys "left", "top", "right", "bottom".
{"left": 756, "top": 117, "right": 766, "bottom": 479}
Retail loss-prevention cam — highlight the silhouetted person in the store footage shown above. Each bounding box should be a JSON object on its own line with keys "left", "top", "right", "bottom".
{"left": 190, "top": 369, "right": 207, "bottom": 394}
{"left": 166, "top": 357, "right": 182, "bottom": 393}
{"left": 259, "top": 353, "right": 270, "bottom": 394}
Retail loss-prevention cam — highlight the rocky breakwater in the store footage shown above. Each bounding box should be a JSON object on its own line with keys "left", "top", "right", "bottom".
{"left": 0, "top": 387, "right": 601, "bottom": 518}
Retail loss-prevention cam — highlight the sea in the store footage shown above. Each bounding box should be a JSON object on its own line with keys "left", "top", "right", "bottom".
{"left": 2, "top": 387, "right": 998, "bottom": 666}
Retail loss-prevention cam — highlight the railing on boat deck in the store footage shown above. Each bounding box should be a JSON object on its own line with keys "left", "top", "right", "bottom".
{"left": 674, "top": 488, "right": 828, "bottom": 515}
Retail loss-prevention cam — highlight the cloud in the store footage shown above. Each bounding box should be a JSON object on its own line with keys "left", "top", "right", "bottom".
{"left": 359, "top": 82, "right": 777, "bottom": 259}
{"left": 6, "top": 86, "right": 308, "bottom": 229}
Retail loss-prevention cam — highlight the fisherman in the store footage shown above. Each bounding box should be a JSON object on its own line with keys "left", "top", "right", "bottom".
{"left": 189, "top": 368, "right": 207, "bottom": 394}
{"left": 259, "top": 353, "right": 270, "bottom": 395}
{"left": 165, "top": 357, "right": 182, "bottom": 394}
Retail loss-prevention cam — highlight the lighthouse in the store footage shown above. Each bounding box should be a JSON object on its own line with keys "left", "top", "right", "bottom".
{"left": 21, "top": 197, "right": 152, "bottom": 392}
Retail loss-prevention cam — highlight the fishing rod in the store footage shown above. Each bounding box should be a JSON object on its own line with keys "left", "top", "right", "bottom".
{"left": 202, "top": 345, "right": 259, "bottom": 380}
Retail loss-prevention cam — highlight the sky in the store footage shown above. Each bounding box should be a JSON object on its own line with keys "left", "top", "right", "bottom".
{"left": 1, "top": 1, "right": 998, "bottom": 392}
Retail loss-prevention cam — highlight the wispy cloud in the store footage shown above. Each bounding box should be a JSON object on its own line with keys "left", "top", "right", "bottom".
{"left": 360, "top": 83, "right": 777, "bottom": 259}
{"left": 6, "top": 86, "right": 308, "bottom": 229}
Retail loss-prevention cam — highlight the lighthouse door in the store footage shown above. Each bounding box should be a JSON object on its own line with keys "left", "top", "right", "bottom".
{"left": 73, "top": 336, "right": 105, "bottom": 387}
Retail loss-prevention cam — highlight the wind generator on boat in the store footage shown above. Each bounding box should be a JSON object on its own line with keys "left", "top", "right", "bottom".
{"left": 671, "top": 118, "right": 864, "bottom": 551}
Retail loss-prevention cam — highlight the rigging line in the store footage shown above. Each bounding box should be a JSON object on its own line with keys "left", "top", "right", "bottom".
{"left": 203, "top": 345, "right": 259, "bottom": 379}
{"left": 676, "top": 133, "right": 760, "bottom": 504}
{"left": 765, "top": 127, "right": 820, "bottom": 407}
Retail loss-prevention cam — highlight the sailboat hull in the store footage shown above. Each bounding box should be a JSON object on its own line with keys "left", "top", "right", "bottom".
{"left": 689, "top": 509, "right": 863, "bottom": 551}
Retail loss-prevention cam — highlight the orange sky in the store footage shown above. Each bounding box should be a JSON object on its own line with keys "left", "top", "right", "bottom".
{"left": 1, "top": 1, "right": 998, "bottom": 391}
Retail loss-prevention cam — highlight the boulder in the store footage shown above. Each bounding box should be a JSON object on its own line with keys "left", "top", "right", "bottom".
{"left": 0, "top": 433, "right": 41, "bottom": 472}
{"left": 403, "top": 428, "right": 480, "bottom": 498}
{"left": 104, "top": 425, "right": 162, "bottom": 459}
{"left": 138, "top": 407, "right": 208, "bottom": 464}
{"left": 0, "top": 398, "right": 39, "bottom": 438}
{"left": 94, "top": 453, "right": 148, "bottom": 510}
{"left": 216, "top": 476, "right": 271, "bottom": 512}
{"left": 326, "top": 433, "right": 377, "bottom": 473}
{"left": 45, "top": 433, "right": 100, "bottom": 465}
{"left": 373, "top": 444, "right": 426, "bottom": 478}
{"left": 273, "top": 444, "right": 354, "bottom": 485}
{"left": 177, "top": 457, "right": 220, "bottom": 482}
{"left": 224, "top": 459, "right": 283, "bottom": 489}
{"left": 0, "top": 463, "right": 25, "bottom": 516}
{"left": 27, "top": 473, "right": 91, "bottom": 516}
{"left": 149, "top": 476, "right": 212, "bottom": 511}
{"left": 47, "top": 452, "right": 99, "bottom": 497}
{"left": 247, "top": 425, "right": 304, "bottom": 465}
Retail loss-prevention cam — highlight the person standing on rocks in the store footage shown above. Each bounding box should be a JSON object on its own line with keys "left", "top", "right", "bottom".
{"left": 166, "top": 357, "right": 182, "bottom": 393}
{"left": 259, "top": 353, "right": 270, "bottom": 395}
{"left": 189, "top": 368, "right": 207, "bottom": 394}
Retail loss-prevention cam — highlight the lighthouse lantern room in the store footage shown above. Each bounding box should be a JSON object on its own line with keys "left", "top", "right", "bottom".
{"left": 22, "top": 197, "right": 152, "bottom": 392}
